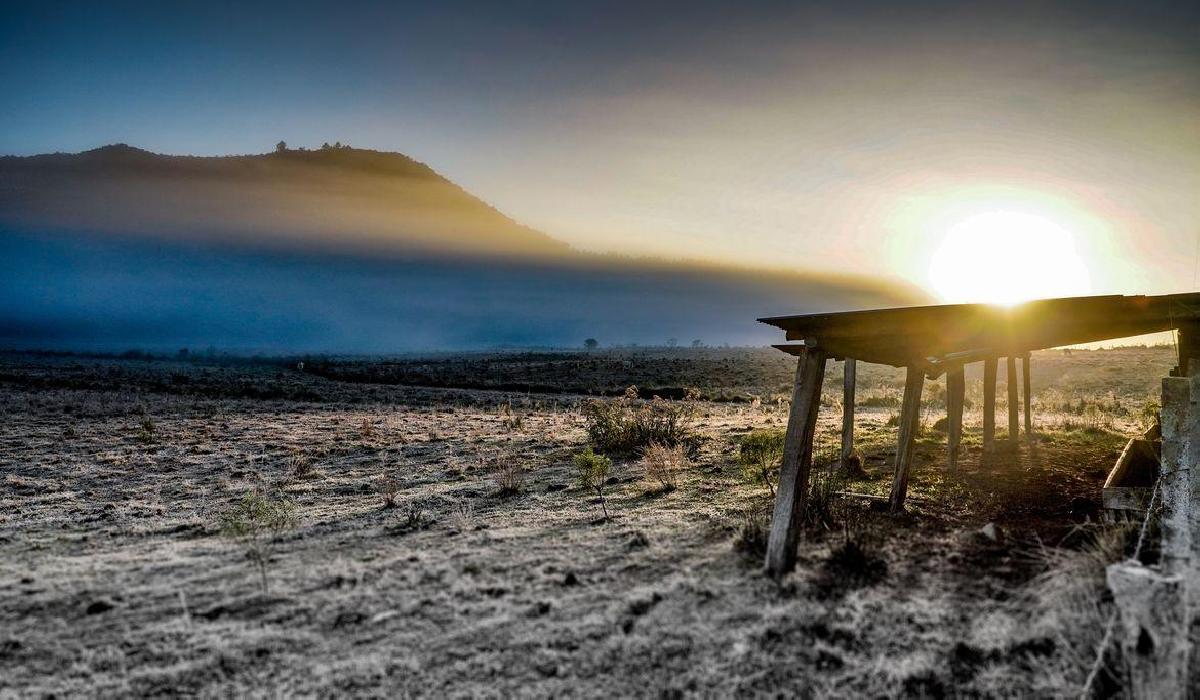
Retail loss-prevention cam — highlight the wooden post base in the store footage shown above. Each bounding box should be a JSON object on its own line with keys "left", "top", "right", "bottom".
{"left": 889, "top": 365, "right": 925, "bottom": 513}
{"left": 982, "top": 357, "right": 997, "bottom": 450}
{"left": 946, "top": 366, "right": 965, "bottom": 473}
{"left": 1006, "top": 355, "right": 1019, "bottom": 446}
{"left": 764, "top": 348, "right": 827, "bottom": 577}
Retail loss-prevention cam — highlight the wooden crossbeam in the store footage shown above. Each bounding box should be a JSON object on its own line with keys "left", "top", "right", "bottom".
{"left": 762, "top": 293, "right": 1200, "bottom": 368}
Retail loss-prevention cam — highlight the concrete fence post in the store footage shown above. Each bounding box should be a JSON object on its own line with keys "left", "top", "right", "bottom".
{"left": 1109, "top": 375, "right": 1200, "bottom": 698}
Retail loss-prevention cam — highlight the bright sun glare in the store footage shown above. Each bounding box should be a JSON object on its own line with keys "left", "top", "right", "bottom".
{"left": 928, "top": 211, "right": 1092, "bottom": 306}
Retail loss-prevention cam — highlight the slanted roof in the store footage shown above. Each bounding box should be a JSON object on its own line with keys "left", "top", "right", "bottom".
{"left": 760, "top": 292, "right": 1200, "bottom": 371}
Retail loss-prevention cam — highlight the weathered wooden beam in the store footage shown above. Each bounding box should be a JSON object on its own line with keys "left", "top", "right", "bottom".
{"left": 1022, "top": 353, "right": 1032, "bottom": 435}
{"left": 840, "top": 358, "right": 856, "bottom": 469}
{"left": 763, "top": 293, "right": 1200, "bottom": 367}
{"left": 1160, "top": 376, "right": 1200, "bottom": 584}
{"left": 765, "top": 348, "right": 827, "bottom": 577}
{"left": 982, "top": 357, "right": 997, "bottom": 450}
{"left": 946, "top": 366, "right": 965, "bottom": 473}
{"left": 1006, "top": 355, "right": 1019, "bottom": 446}
{"left": 889, "top": 365, "right": 924, "bottom": 512}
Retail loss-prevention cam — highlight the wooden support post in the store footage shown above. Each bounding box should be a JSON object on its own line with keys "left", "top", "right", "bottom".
{"left": 1022, "top": 353, "right": 1032, "bottom": 436}
{"left": 765, "top": 347, "right": 827, "bottom": 577}
{"left": 840, "top": 358, "right": 856, "bottom": 470}
{"left": 1179, "top": 324, "right": 1200, "bottom": 377}
{"left": 946, "top": 366, "right": 965, "bottom": 473}
{"left": 1006, "top": 355, "right": 1019, "bottom": 446}
{"left": 982, "top": 357, "right": 997, "bottom": 450}
{"left": 889, "top": 365, "right": 925, "bottom": 513}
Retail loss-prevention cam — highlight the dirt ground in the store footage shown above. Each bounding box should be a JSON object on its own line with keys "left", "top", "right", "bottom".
{"left": 0, "top": 347, "right": 1179, "bottom": 697}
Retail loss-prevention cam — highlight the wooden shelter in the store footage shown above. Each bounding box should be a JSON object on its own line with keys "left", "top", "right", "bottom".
{"left": 758, "top": 292, "right": 1200, "bottom": 576}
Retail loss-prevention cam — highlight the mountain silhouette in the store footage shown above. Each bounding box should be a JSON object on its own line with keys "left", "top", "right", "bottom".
{"left": 0, "top": 144, "right": 568, "bottom": 258}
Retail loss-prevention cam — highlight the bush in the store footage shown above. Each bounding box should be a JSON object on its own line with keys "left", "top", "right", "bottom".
{"left": 573, "top": 447, "right": 613, "bottom": 520}
{"left": 378, "top": 474, "right": 400, "bottom": 508}
{"left": 494, "top": 455, "right": 525, "bottom": 497}
{"left": 738, "top": 429, "right": 786, "bottom": 496}
{"left": 219, "top": 492, "right": 297, "bottom": 593}
{"left": 814, "top": 528, "right": 887, "bottom": 598}
{"left": 641, "top": 441, "right": 685, "bottom": 491}
{"left": 738, "top": 429, "right": 841, "bottom": 526}
{"left": 805, "top": 464, "right": 843, "bottom": 529}
{"left": 733, "top": 508, "right": 770, "bottom": 559}
{"left": 582, "top": 386, "right": 696, "bottom": 456}
{"left": 136, "top": 416, "right": 156, "bottom": 444}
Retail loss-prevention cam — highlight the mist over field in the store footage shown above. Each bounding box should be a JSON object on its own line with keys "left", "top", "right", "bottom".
{"left": 0, "top": 228, "right": 912, "bottom": 353}
{"left": 0, "top": 146, "right": 917, "bottom": 353}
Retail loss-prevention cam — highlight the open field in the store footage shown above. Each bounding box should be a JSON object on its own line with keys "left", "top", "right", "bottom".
{"left": 0, "top": 346, "right": 1187, "bottom": 696}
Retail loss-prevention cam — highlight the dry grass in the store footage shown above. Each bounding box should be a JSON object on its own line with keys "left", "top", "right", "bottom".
{"left": 493, "top": 453, "right": 525, "bottom": 497}
{"left": 1025, "top": 524, "right": 1136, "bottom": 691}
{"left": 0, "top": 346, "right": 1188, "bottom": 696}
{"left": 640, "top": 441, "right": 686, "bottom": 491}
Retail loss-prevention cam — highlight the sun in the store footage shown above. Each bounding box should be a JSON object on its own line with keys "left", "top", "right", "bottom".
{"left": 928, "top": 211, "right": 1092, "bottom": 306}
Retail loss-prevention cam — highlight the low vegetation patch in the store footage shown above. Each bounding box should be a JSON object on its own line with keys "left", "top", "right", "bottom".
{"left": 377, "top": 474, "right": 401, "bottom": 509}
{"left": 641, "top": 441, "right": 685, "bottom": 492}
{"left": 582, "top": 386, "right": 697, "bottom": 455}
{"left": 573, "top": 447, "right": 613, "bottom": 521}
{"left": 493, "top": 454, "right": 525, "bottom": 497}
{"left": 219, "top": 491, "right": 297, "bottom": 594}
{"left": 733, "top": 508, "right": 771, "bottom": 560}
{"left": 738, "top": 429, "right": 785, "bottom": 496}
{"left": 813, "top": 529, "right": 887, "bottom": 598}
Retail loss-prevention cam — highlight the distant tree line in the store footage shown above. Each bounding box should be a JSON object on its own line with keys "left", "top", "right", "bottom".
{"left": 274, "top": 140, "right": 354, "bottom": 153}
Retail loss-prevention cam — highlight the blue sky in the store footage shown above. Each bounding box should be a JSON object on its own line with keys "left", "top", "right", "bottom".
{"left": 2, "top": 1, "right": 1198, "bottom": 292}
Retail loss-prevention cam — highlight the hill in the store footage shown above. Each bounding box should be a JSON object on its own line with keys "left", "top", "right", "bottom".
{"left": 0, "top": 144, "right": 569, "bottom": 258}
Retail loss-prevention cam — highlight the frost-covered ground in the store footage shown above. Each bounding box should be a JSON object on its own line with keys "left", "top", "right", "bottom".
{"left": 0, "top": 348, "right": 1178, "bottom": 696}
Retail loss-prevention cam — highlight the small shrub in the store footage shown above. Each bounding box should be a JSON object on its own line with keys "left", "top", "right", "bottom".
{"left": 402, "top": 504, "right": 426, "bottom": 530}
{"left": 582, "top": 386, "right": 696, "bottom": 455}
{"left": 573, "top": 448, "right": 613, "bottom": 520}
{"left": 733, "top": 508, "right": 770, "bottom": 559}
{"left": 1138, "top": 399, "right": 1160, "bottom": 431}
{"left": 288, "top": 450, "right": 315, "bottom": 479}
{"left": 814, "top": 529, "right": 888, "bottom": 598}
{"left": 494, "top": 455, "right": 525, "bottom": 497}
{"left": 219, "top": 492, "right": 297, "bottom": 593}
{"left": 387, "top": 503, "right": 432, "bottom": 536}
{"left": 500, "top": 402, "right": 525, "bottom": 431}
{"left": 805, "top": 464, "right": 844, "bottom": 529}
{"left": 136, "top": 417, "right": 156, "bottom": 444}
{"left": 450, "top": 500, "right": 476, "bottom": 532}
{"left": 378, "top": 474, "right": 400, "bottom": 509}
{"left": 738, "top": 429, "right": 786, "bottom": 496}
{"left": 641, "top": 441, "right": 685, "bottom": 491}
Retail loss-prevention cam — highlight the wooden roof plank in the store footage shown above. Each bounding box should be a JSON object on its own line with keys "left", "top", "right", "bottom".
{"left": 763, "top": 292, "right": 1200, "bottom": 366}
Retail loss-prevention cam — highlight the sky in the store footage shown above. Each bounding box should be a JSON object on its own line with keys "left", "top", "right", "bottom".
{"left": 3, "top": 0, "right": 1199, "bottom": 299}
